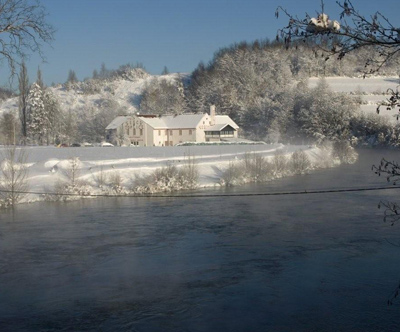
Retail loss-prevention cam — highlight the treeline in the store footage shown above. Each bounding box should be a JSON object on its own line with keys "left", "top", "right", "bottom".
{"left": 1, "top": 39, "right": 399, "bottom": 146}
{"left": 185, "top": 40, "right": 399, "bottom": 145}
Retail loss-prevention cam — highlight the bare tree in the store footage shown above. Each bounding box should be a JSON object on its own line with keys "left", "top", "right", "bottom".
{"left": 0, "top": 0, "right": 55, "bottom": 78}
{"left": 18, "top": 61, "right": 29, "bottom": 143}
{"left": 0, "top": 111, "right": 19, "bottom": 145}
{"left": 62, "top": 157, "right": 80, "bottom": 187}
{"left": 276, "top": 0, "right": 400, "bottom": 75}
{"left": 0, "top": 145, "right": 29, "bottom": 207}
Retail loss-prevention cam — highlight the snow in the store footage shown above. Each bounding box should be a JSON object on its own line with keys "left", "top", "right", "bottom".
{"left": 309, "top": 76, "right": 400, "bottom": 122}
{"left": 0, "top": 72, "right": 190, "bottom": 118}
{"left": 0, "top": 144, "right": 329, "bottom": 204}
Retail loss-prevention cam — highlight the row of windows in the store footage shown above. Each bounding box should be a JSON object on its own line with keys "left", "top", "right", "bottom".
{"left": 205, "top": 131, "right": 234, "bottom": 136}
{"left": 158, "top": 129, "right": 193, "bottom": 136}
{"left": 128, "top": 128, "right": 195, "bottom": 137}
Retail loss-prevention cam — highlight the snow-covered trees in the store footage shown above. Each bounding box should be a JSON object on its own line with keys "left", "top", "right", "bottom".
{"left": 77, "top": 98, "right": 125, "bottom": 143}
{"left": 26, "top": 78, "right": 61, "bottom": 145}
{"left": 0, "top": 112, "right": 19, "bottom": 145}
{"left": 27, "top": 82, "right": 46, "bottom": 144}
{"left": 186, "top": 42, "right": 294, "bottom": 139}
{"left": 140, "top": 77, "right": 186, "bottom": 114}
{"left": 296, "top": 79, "right": 358, "bottom": 144}
{"left": 0, "top": 146, "right": 29, "bottom": 207}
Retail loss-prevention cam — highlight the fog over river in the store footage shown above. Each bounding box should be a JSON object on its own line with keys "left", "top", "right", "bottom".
{"left": 1, "top": 148, "right": 400, "bottom": 331}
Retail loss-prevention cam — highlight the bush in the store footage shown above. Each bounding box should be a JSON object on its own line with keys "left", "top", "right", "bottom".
{"left": 289, "top": 150, "right": 311, "bottom": 175}
{"left": 271, "top": 151, "right": 288, "bottom": 178}
{"left": 331, "top": 141, "right": 358, "bottom": 164}
{"left": 0, "top": 146, "right": 29, "bottom": 208}
{"left": 131, "top": 156, "right": 199, "bottom": 193}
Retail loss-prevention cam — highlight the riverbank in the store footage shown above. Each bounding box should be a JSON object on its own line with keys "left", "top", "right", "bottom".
{"left": 0, "top": 143, "right": 352, "bottom": 206}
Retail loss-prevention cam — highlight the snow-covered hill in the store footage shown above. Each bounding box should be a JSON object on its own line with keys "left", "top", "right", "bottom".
{"left": 0, "top": 71, "right": 188, "bottom": 116}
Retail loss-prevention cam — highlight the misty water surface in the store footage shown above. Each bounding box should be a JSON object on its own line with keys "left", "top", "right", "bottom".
{"left": 1, "top": 148, "right": 400, "bottom": 331}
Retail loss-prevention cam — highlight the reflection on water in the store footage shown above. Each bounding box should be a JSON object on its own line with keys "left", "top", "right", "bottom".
{"left": 1, "top": 149, "right": 400, "bottom": 331}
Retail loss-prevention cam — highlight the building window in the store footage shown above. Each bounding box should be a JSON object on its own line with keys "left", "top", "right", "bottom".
{"left": 179, "top": 129, "right": 182, "bottom": 136}
{"left": 170, "top": 141, "right": 173, "bottom": 146}
{"left": 189, "top": 129, "right": 192, "bottom": 135}
{"left": 140, "top": 129, "right": 143, "bottom": 135}
{"left": 158, "top": 130, "right": 161, "bottom": 135}
{"left": 170, "top": 130, "right": 173, "bottom": 136}
{"left": 165, "top": 129, "right": 168, "bottom": 135}
{"left": 133, "top": 128, "right": 136, "bottom": 135}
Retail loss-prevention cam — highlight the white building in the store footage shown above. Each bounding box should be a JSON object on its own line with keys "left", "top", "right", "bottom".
{"left": 105, "top": 106, "right": 239, "bottom": 147}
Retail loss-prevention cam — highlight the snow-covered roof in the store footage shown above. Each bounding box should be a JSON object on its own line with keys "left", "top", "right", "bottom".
{"left": 138, "top": 114, "right": 206, "bottom": 129}
{"left": 105, "top": 116, "right": 131, "bottom": 130}
{"left": 137, "top": 113, "right": 239, "bottom": 130}
{"left": 214, "top": 115, "right": 239, "bottom": 129}
{"left": 205, "top": 124, "right": 237, "bottom": 131}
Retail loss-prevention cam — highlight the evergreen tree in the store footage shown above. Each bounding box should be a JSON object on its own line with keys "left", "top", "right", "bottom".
{"left": 36, "top": 67, "right": 44, "bottom": 89}
{"left": 161, "top": 66, "right": 169, "bottom": 75}
{"left": 27, "top": 82, "right": 47, "bottom": 144}
{"left": 43, "top": 90, "right": 60, "bottom": 145}
{"left": 92, "top": 69, "right": 99, "bottom": 79}
{"left": 66, "top": 70, "right": 78, "bottom": 83}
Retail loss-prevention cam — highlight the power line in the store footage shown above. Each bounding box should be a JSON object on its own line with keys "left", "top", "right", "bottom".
{"left": 1, "top": 185, "right": 400, "bottom": 199}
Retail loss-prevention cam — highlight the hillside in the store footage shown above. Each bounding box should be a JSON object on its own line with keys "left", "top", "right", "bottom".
{"left": 0, "top": 71, "right": 188, "bottom": 117}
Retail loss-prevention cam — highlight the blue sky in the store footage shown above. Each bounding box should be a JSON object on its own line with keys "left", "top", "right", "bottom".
{"left": 0, "top": 0, "right": 398, "bottom": 87}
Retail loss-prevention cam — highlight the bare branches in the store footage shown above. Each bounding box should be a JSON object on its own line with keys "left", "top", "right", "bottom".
{"left": 0, "top": 0, "right": 54, "bottom": 78}
{"left": 0, "top": 145, "right": 29, "bottom": 207}
{"left": 376, "top": 86, "right": 400, "bottom": 118}
{"left": 372, "top": 158, "right": 400, "bottom": 226}
{"left": 276, "top": 0, "right": 400, "bottom": 75}
{"left": 372, "top": 158, "right": 400, "bottom": 184}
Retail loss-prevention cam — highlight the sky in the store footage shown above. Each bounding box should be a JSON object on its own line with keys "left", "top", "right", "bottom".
{"left": 0, "top": 0, "right": 398, "bottom": 87}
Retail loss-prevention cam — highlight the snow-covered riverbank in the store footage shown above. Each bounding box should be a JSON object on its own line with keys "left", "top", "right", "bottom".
{"left": 0, "top": 143, "right": 345, "bottom": 205}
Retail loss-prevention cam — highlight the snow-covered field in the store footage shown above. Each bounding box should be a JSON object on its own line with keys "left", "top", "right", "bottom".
{"left": 309, "top": 76, "right": 400, "bottom": 122}
{"left": 0, "top": 144, "right": 328, "bottom": 204}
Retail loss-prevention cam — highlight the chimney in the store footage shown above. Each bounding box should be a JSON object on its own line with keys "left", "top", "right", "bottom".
{"left": 210, "top": 105, "right": 216, "bottom": 125}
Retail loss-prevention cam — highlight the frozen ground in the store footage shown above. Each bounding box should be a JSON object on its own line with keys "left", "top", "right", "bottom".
{"left": 0, "top": 144, "right": 326, "bottom": 203}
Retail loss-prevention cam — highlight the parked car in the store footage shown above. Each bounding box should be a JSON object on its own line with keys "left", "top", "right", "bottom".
{"left": 101, "top": 142, "right": 114, "bottom": 147}
{"left": 82, "top": 142, "right": 94, "bottom": 147}
{"left": 71, "top": 143, "right": 81, "bottom": 147}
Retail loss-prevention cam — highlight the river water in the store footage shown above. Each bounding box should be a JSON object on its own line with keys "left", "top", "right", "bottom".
{"left": 1, "top": 149, "right": 400, "bottom": 331}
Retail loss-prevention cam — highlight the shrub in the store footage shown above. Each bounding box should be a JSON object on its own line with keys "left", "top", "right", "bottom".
{"left": 331, "top": 140, "right": 358, "bottom": 164}
{"left": 0, "top": 146, "right": 29, "bottom": 208}
{"left": 131, "top": 156, "right": 199, "bottom": 193}
{"left": 271, "top": 151, "right": 288, "bottom": 178}
{"left": 289, "top": 150, "right": 311, "bottom": 175}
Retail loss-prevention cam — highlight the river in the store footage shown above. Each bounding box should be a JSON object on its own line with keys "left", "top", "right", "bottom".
{"left": 1, "top": 148, "right": 400, "bottom": 331}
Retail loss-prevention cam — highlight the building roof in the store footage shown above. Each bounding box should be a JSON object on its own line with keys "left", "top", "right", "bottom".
{"left": 138, "top": 113, "right": 206, "bottom": 129}
{"left": 205, "top": 124, "right": 236, "bottom": 132}
{"left": 214, "top": 115, "right": 239, "bottom": 129}
{"left": 105, "top": 116, "right": 131, "bottom": 130}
